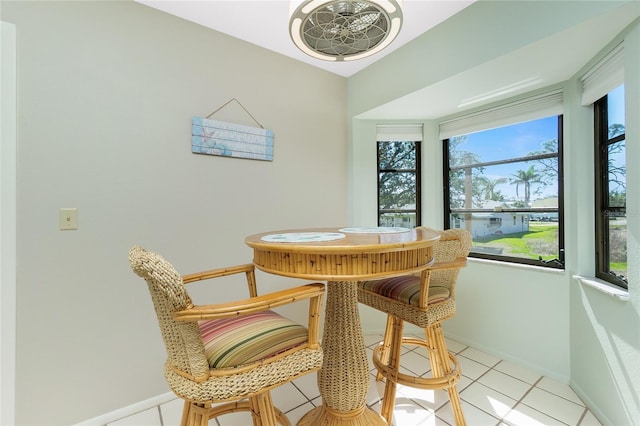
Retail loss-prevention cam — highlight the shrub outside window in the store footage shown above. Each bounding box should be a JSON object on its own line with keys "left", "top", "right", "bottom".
{"left": 444, "top": 116, "right": 564, "bottom": 268}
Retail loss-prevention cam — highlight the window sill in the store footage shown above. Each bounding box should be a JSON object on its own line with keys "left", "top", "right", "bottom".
{"left": 573, "top": 275, "right": 629, "bottom": 301}
{"left": 468, "top": 257, "right": 565, "bottom": 274}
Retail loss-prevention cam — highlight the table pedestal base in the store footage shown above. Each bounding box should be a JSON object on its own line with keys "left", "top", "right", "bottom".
{"left": 296, "top": 281, "right": 388, "bottom": 425}
{"left": 297, "top": 404, "right": 386, "bottom": 425}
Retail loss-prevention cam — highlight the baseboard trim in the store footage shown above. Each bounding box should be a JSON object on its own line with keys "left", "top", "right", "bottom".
{"left": 570, "top": 381, "right": 612, "bottom": 426}
{"left": 75, "top": 392, "right": 176, "bottom": 425}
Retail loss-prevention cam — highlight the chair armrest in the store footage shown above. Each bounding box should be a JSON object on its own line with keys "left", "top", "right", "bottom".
{"left": 428, "top": 258, "right": 468, "bottom": 272}
{"left": 417, "top": 258, "right": 468, "bottom": 308}
{"left": 174, "top": 283, "right": 325, "bottom": 322}
{"left": 182, "top": 263, "right": 259, "bottom": 298}
{"left": 182, "top": 263, "right": 255, "bottom": 283}
{"left": 175, "top": 282, "right": 325, "bottom": 348}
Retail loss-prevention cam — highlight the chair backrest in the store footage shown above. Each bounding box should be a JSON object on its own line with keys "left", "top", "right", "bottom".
{"left": 423, "top": 228, "right": 472, "bottom": 296}
{"left": 129, "top": 246, "right": 209, "bottom": 381}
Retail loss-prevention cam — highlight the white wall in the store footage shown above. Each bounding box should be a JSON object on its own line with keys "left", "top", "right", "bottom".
{"left": 4, "top": 1, "right": 639, "bottom": 424}
{"left": 567, "top": 21, "right": 640, "bottom": 426}
{"left": 1, "top": 1, "right": 347, "bottom": 424}
{"left": 1, "top": 20, "right": 17, "bottom": 426}
{"left": 348, "top": 2, "right": 640, "bottom": 425}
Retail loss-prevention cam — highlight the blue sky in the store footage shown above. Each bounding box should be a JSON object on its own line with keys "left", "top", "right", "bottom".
{"left": 461, "top": 116, "right": 558, "bottom": 163}
{"left": 456, "top": 116, "right": 559, "bottom": 201}
{"left": 608, "top": 84, "right": 625, "bottom": 127}
{"left": 607, "top": 84, "right": 626, "bottom": 194}
{"left": 454, "top": 84, "right": 625, "bottom": 202}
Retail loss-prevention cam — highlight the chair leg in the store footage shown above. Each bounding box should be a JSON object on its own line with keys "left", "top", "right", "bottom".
{"left": 376, "top": 315, "right": 395, "bottom": 381}
{"left": 181, "top": 397, "right": 288, "bottom": 426}
{"left": 182, "top": 402, "right": 211, "bottom": 426}
{"left": 250, "top": 392, "right": 279, "bottom": 426}
{"left": 380, "top": 316, "right": 404, "bottom": 424}
{"left": 249, "top": 395, "right": 262, "bottom": 426}
{"left": 180, "top": 400, "right": 190, "bottom": 426}
{"left": 426, "top": 324, "right": 466, "bottom": 426}
{"left": 425, "top": 326, "right": 444, "bottom": 377}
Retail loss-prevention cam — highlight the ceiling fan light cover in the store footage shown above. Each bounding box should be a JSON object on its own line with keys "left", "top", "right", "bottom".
{"left": 289, "top": 0, "right": 403, "bottom": 62}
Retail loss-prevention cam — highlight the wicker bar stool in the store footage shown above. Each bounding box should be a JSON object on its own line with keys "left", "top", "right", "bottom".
{"left": 129, "top": 246, "right": 325, "bottom": 426}
{"left": 357, "top": 228, "right": 472, "bottom": 425}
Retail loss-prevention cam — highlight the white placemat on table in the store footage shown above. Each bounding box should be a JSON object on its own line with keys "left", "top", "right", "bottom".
{"left": 261, "top": 232, "right": 346, "bottom": 243}
{"left": 339, "top": 227, "right": 410, "bottom": 234}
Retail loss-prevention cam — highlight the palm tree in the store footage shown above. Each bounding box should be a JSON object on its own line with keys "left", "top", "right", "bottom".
{"left": 511, "top": 166, "right": 543, "bottom": 205}
{"left": 479, "top": 177, "right": 507, "bottom": 201}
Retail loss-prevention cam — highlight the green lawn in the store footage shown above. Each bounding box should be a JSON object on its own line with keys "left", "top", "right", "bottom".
{"left": 473, "top": 224, "right": 559, "bottom": 260}
{"left": 471, "top": 223, "right": 628, "bottom": 277}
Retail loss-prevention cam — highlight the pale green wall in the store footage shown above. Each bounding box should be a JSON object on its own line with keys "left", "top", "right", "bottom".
{"left": 348, "top": 2, "right": 640, "bottom": 424}
{"left": 4, "top": 0, "right": 640, "bottom": 424}
{"left": 1, "top": 1, "right": 347, "bottom": 424}
{"left": 567, "top": 22, "right": 640, "bottom": 426}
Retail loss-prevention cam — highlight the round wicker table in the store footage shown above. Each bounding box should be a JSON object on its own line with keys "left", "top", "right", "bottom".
{"left": 245, "top": 227, "right": 440, "bottom": 426}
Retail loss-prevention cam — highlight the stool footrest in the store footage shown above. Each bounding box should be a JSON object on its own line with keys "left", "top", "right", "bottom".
{"left": 372, "top": 336, "right": 461, "bottom": 391}
{"left": 183, "top": 400, "right": 290, "bottom": 426}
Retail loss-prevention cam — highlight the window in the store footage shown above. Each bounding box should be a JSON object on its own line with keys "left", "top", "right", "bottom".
{"left": 443, "top": 114, "right": 564, "bottom": 268}
{"left": 594, "top": 84, "right": 627, "bottom": 289}
{"left": 377, "top": 140, "right": 421, "bottom": 228}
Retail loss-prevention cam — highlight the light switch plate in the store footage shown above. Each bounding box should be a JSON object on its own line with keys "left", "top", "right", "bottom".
{"left": 60, "top": 208, "right": 78, "bottom": 230}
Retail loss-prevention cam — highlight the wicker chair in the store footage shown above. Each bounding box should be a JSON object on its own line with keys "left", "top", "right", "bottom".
{"left": 129, "top": 246, "right": 325, "bottom": 426}
{"left": 357, "top": 228, "right": 472, "bottom": 425}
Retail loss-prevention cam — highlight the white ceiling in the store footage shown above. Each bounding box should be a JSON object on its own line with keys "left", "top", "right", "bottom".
{"left": 358, "top": 2, "right": 637, "bottom": 119}
{"left": 136, "top": 1, "right": 636, "bottom": 119}
{"left": 361, "top": 3, "right": 635, "bottom": 120}
{"left": 135, "top": 0, "right": 477, "bottom": 77}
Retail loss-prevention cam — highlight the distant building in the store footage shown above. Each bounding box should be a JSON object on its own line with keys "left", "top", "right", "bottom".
{"left": 530, "top": 197, "right": 559, "bottom": 221}
{"left": 451, "top": 200, "right": 530, "bottom": 238}
{"left": 452, "top": 211, "right": 530, "bottom": 238}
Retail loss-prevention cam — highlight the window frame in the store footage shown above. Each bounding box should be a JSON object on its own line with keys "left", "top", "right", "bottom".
{"left": 443, "top": 115, "right": 565, "bottom": 269}
{"left": 594, "top": 91, "right": 627, "bottom": 289}
{"left": 376, "top": 140, "right": 422, "bottom": 228}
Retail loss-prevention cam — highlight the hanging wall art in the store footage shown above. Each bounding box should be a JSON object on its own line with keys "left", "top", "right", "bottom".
{"left": 192, "top": 98, "right": 274, "bottom": 161}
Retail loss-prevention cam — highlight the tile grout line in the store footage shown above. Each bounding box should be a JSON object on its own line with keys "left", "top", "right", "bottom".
{"left": 210, "top": 336, "right": 600, "bottom": 426}
{"left": 157, "top": 405, "right": 164, "bottom": 426}
{"left": 454, "top": 358, "right": 534, "bottom": 425}
{"left": 507, "top": 376, "right": 576, "bottom": 426}
{"left": 290, "top": 380, "right": 316, "bottom": 406}
{"left": 499, "top": 375, "right": 542, "bottom": 425}
{"left": 576, "top": 406, "right": 589, "bottom": 426}
{"left": 433, "top": 359, "right": 503, "bottom": 426}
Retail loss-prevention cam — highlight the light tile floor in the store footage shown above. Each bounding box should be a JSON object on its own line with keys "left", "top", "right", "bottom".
{"left": 112, "top": 335, "right": 602, "bottom": 426}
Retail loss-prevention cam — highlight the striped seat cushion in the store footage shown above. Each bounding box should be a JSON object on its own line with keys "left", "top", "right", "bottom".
{"left": 359, "top": 276, "right": 450, "bottom": 307}
{"left": 199, "top": 310, "right": 308, "bottom": 369}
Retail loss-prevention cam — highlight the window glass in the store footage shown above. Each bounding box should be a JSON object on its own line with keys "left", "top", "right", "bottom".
{"left": 608, "top": 140, "right": 626, "bottom": 207}
{"left": 595, "top": 84, "right": 626, "bottom": 288}
{"left": 378, "top": 141, "right": 421, "bottom": 228}
{"left": 607, "top": 84, "right": 625, "bottom": 133}
{"left": 445, "top": 116, "right": 563, "bottom": 267}
{"left": 379, "top": 172, "right": 417, "bottom": 207}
